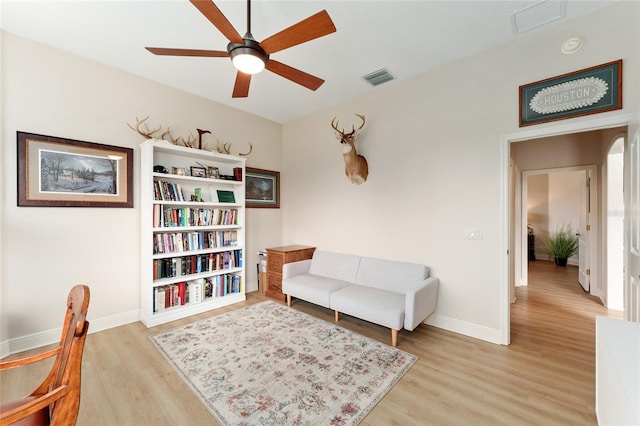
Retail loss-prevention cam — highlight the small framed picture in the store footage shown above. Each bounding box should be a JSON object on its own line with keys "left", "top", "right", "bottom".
{"left": 207, "top": 166, "right": 220, "bottom": 179}
{"left": 171, "top": 167, "right": 186, "bottom": 176}
{"left": 246, "top": 167, "right": 280, "bottom": 208}
{"left": 190, "top": 166, "right": 206, "bottom": 178}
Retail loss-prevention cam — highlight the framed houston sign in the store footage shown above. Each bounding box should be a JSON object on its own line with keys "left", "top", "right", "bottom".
{"left": 519, "top": 59, "right": 622, "bottom": 127}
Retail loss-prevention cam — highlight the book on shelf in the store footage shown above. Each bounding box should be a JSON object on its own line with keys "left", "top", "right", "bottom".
{"left": 154, "top": 180, "right": 185, "bottom": 202}
{"left": 152, "top": 207, "right": 239, "bottom": 228}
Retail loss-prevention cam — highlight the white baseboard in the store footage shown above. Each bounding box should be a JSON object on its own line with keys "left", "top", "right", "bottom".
{"left": 0, "top": 309, "right": 140, "bottom": 358}
{"left": 426, "top": 313, "right": 505, "bottom": 345}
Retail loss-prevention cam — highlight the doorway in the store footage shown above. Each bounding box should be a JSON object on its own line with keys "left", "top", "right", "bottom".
{"left": 521, "top": 167, "right": 597, "bottom": 292}
{"left": 500, "top": 114, "right": 634, "bottom": 345}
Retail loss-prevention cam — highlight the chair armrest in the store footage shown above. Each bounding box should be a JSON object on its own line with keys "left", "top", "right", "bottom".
{"left": 0, "top": 384, "right": 69, "bottom": 424}
{"left": 403, "top": 277, "right": 439, "bottom": 331}
{"left": 282, "top": 259, "right": 312, "bottom": 279}
{"left": 0, "top": 346, "right": 61, "bottom": 370}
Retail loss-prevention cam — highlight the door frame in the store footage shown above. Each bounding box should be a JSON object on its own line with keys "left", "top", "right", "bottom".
{"left": 519, "top": 166, "right": 598, "bottom": 295}
{"left": 500, "top": 113, "right": 635, "bottom": 345}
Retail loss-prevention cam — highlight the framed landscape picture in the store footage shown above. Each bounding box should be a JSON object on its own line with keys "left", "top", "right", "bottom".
{"left": 245, "top": 167, "right": 280, "bottom": 208}
{"left": 17, "top": 132, "right": 134, "bottom": 207}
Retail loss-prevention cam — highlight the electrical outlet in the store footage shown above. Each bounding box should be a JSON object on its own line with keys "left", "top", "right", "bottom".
{"left": 464, "top": 227, "right": 482, "bottom": 240}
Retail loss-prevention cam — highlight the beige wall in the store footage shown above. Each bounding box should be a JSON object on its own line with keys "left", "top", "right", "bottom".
{"left": 1, "top": 1, "right": 639, "bottom": 352}
{"left": 281, "top": 1, "right": 640, "bottom": 341}
{"left": 0, "top": 32, "right": 282, "bottom": 353}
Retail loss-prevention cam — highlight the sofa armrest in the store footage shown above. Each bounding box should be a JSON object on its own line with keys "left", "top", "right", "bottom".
{"left": 282, "top": 259, "right": 312, "bottom": 279}
{"left": 404, "top": 276, "right": 439, "bottom": 331}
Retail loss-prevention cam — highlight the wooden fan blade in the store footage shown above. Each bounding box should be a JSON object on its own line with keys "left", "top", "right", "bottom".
{"left": 260, "top": 10, "right": 336, "bottom": 54}
{"left": 265, "top": 60, "right": 324, "bottom": 91}
{"left": 146, "top": 47, "right": 229, "bottom": 57}
{"left": 232, "top": 72, "right": 251, "bottom": 98}
{"left": 190, "top": 0, "right": 243, "bottom": 44}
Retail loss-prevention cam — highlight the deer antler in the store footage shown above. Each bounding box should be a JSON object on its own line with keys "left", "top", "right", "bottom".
{"left": 161, "top": 126, "right": 178, "bottom": 144}
{"left": 182, "top": 131, "right": 198, "bottom": 148}
{"left": 215, "top": 139, "right": 253, "bottom": 156}
{"left": 238, "top": 143, "right": 253, "bottom": 156}
{"left": 127, "top": 116, "right": 162, "bottom": 139}
{"left": 331, "top": 114, "right": 366, "bottom": 139}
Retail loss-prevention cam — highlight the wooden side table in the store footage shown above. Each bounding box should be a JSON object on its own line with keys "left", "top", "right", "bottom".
{"left": 265, "top": 245, "right": 316, "bottom": 302}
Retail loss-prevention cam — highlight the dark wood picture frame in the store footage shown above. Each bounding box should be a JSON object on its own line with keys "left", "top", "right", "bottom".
{"left": 519, "top": 59, "right": 622, "bottom": 127}
{"left": 190, "top": 166, "right": 206, "bottom": 178}
{"left": 245, "top": 167, "right": 280, "bottom": 208}
{"left": 17, "top": 132, "right": 133, "bottom": 207}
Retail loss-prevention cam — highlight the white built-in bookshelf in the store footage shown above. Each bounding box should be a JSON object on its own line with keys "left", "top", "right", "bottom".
{"left": 140, "top": 140, "right": 246, "bottom": 327}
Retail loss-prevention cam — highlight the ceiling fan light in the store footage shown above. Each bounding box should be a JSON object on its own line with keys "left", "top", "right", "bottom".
{"left": 231, "top": 50, "right": 265, "bottom": 74}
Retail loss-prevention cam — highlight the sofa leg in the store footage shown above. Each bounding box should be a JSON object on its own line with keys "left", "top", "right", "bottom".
{"left": 391, "top": 329, "right": 398, "bottom": 347}
{"left": 334, "top": 310, "right": 339, "bottom": 322}
{"left": 286, "top": 294, "right": 291, "bottom": 307}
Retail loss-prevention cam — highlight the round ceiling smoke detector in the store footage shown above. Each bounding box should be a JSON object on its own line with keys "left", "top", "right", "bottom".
{"left": 561, "top": 37, "right": 583, "bottom": 54}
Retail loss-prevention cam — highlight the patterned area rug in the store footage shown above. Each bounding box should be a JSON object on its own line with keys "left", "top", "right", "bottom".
{"left": 150, "top": 301, "right": 417, "bottom": 425}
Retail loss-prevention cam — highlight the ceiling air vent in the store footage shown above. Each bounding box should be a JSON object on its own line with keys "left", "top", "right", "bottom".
{"left": 362, "top": 68, "right": 395, "bottom": 87}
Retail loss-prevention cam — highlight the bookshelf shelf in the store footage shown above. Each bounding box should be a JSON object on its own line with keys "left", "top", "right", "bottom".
{"left": 140, "top": 140, "right": 246, "bottom": 327}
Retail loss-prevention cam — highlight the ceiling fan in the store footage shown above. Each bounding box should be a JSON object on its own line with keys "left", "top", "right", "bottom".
{"left": 146, "top": 0, "right": 336, "bottom": 98}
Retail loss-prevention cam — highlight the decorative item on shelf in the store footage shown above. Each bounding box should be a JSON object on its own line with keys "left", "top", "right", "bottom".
{"left": 153, "top": 165, "right": 168, "bottom": 174}
{"left": 171, "top": 167, "right": 186, "bottom": 176}
{"left": 233, "top": 167, "right": 243, "bottom": 181}
{"left": 194, "top": 188, "right": 202, "bottom": 202}
{"left": 163, "top": 127, "right": 198, "bottom": 148}
{"left": 217, "top": 190, "right": 236, "bottom": 203}
{"left": 190, "top": 166, "right": 207, "bottom": 178}
{"left": 330, "top": 114, "right": 368, "bottom": 185}
{"left": 543, "top": 224, "right": 579, "bottom": 267}
{"left": 207, "top": 166, "right": 220, "bottom": 179}
{"left": 127, "top": 116, "right": 164, "bottom": 142}
{"left": 215, "top": 139, "right": 253, "bottom": 157}
{"left": 197, "top": 129, "right": 211, "bottom": 150}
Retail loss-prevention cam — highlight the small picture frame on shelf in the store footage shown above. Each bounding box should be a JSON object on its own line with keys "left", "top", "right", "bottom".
{"left": 172, "top": 167, "right": 186, "bottom": 176}
{"left": 207, "top": 166, "right": 220, "bottom": 179}
{"left": 190, "top": 166, "right": 206, "bottom": 178}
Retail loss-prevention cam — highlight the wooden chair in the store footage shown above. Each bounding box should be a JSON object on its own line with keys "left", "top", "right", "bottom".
{"left": 0, "top": 285, "right": 90, "bottom": 426}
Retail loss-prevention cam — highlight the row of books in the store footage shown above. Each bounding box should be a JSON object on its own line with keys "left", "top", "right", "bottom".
{"left": 153, "top": 274, "right": 243, "bottom": 312}
{"left": 153, "top": 230, "right": 238, "bottom": 254}
{"left": 153, "top": 206, "right": 238, "bottom": 228}
{"left": 153, "top": 179, "right": 185, "bottom": 202}
{"left": 152, "top": 250, "right": 243, "bottom": 280}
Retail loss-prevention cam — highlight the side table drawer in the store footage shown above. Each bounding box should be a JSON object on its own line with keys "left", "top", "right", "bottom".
{"left": 267, "top": 254, "right": 285, "bottom": 273}
{"left": 266, "top": 274, "right": 284, "bottom": 301}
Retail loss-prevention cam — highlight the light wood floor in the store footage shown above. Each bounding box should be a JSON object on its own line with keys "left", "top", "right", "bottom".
{"left": 1, "top": 260, "right": 623, "bottom": 425}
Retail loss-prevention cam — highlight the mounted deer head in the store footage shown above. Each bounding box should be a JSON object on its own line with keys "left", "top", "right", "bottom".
{"left": 331, "top": 114, "right": 368, "bottom": 184}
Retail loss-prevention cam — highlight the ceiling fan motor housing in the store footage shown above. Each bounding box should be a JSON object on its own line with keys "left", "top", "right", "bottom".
{"left": 228, "top": 37, "right": 269, "bottom": 65}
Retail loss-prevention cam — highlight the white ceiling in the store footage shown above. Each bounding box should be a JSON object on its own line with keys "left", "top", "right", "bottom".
{"left": 0, "top": 0, "right": 618, "bottom": 123}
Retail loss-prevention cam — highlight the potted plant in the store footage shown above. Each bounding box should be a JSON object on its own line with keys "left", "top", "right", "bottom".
{"left": 544, "top": 224, "right": 579, "bottom": 267}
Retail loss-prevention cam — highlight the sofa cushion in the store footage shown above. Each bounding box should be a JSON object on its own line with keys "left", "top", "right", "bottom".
{"left": 308, "top": 250, "right": 361, "bottom": 283}
{"left": 282, "top": 274, "right": 352, "bottom": 309}
{"left": 330, "top": 285, "right": 405, "bottom": 330}
{"left": 355, "top": 257, "right": 428, "bottom": 294}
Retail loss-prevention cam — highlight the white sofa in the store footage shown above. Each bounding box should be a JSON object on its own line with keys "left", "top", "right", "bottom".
{"left": 282, "top": 250, "right": 439, "bottom": 346}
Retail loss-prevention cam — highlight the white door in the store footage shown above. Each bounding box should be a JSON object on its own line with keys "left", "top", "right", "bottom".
{"left": 578, "top": 170, "right": 590, "bottom": 292}
{"left": 625, "top": 120, "right": 640, "bottom": 322}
